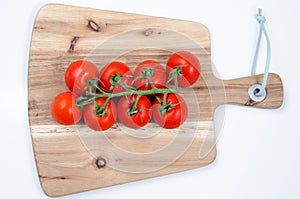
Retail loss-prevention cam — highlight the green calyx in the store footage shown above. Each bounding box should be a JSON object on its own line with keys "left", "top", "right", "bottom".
{"left": 126, "top": 106, "right": 140, "bottom": 117}
{"left": 166, "top": 66, "right": 182, "bottom": 86}
{"left": 109, "top": 73, "right": 122, "bottom": 90}
{"left": 83, "top": 77, "right": 99, "bottom": 93}
{"left": 110, "top": 73, "right": 122, "bottom": 85}
{"left": 93, "top": 100, "right": 109, "bottom": 117}
{"left": 125, "top": 95, "right": 141, "bottom": 117}
{"left": 109, "top": 73, "right": 136, "bottom": 91}
{"left": 156, "top": 94, "right": 177, "bottom": 116}
{"left": 172, "top": 66, "right": 183, "bottom": 77}
{"left": 141, "top": 68, "right": 154, "bottom": 78}
{"left": 159, "top": 103, "right": 176, "bottom": 116}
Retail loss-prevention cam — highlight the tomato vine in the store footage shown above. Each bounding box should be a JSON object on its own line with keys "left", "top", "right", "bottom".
{"left": 51, "top": 51, "right": 201, "bottom": 129}
{"left": 76, "top": 65, "right": 181, "bottom": 117}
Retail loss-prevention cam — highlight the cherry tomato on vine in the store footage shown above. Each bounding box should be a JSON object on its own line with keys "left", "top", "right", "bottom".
{"left": 65, "top": 60, "right": 99, "bottom": 95}
{"left": 99, "top": 62, "right": 133, "bottom": 93}
{"left": 166, "top": 51, "right": 201, "bottom": 87}
{"left": 152, "top": 93, "right": 188, "bottom": 129}
{"left": 51, "top": 92, "right": 82, "bottom": 125}
{"left": 133, "top": 60, "right": 166, "bottom": 90}
{"left": 118, "top": 95, "right": 151, "bottom": 128}
{"left": 83, "top": 98, "right": 117, "bottom": 131}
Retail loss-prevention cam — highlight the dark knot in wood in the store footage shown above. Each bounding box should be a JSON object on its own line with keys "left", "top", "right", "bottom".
{"left": 95, "top": 157, "right": 107, "bottom": 169}
{"left": 88, "top": 20, "right": 101, "bottom": 32}
{"left": 68, "top": 36, "right": 79, "bottom": 53}
{"left": 143, "top": 28, "right": 154, "bottom": 36}
{"left": 245, "top": 98, "right": 258, "bottom": 106}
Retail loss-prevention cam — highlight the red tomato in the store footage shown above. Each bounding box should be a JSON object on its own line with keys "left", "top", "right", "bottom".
{"left": 118, "top": 95, "right": 151, "bottom": 128}
{"left": 65, "top": 60, "right": 99, "bottom": 95}
{"left": 133, "top": 60, "right": 166, "bottom": 90}
{"left": 83, "top": 98, "right": 117, "bottom": 131}
{"left": 166, "top": 51, "right": 201, "bottom": 87}
{"left": 99, "top": 62, "right": 133, "bottom": 93}
{"left": 152, "top": 93, "right": 188, "bottom": 129}
{"left": 51, "top": 92, "right": 82, "bottom": 125}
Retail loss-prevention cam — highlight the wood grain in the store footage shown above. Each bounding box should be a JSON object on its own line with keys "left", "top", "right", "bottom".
{"left": 28, "top": 4, "right": 283, "bottom": 197}
{"left": 224, "top": 73, "right": 283, "bottom": 108}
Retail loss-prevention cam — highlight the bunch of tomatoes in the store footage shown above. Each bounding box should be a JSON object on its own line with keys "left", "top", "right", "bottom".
{"left": 51, "top": 51, "right": 201, "bottom": 131}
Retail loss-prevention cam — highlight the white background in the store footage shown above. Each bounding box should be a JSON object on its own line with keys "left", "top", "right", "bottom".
{"left": 1, "top": 0, "right": 299, "bottom": 198}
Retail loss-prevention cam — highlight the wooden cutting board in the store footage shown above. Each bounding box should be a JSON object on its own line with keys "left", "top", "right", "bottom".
{"left": 28, "top": 4, "right": 283, "bottom": 197}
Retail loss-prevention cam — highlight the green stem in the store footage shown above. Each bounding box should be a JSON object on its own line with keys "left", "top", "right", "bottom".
{"left": 77, "top": 86, "right": 178, "bottom": 109}
{"left": 163, "top": 93, "right": 168, "bottom": 106}
{"left": 119, "top": 80, "right": 136, "bottom": 91}
{"left": 76, "top": 66, "right": 182, "bottom": 111}
{"left": 97, "top": 87, "right": 177, "bottom": 98}
{"left": 132, "top": 94, "right": 141, "bottom": 110}
{"left": 147, "top": 73, "right": 158, "bottom": 90}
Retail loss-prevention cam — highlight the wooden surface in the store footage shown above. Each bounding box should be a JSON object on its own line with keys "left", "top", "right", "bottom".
{"left": 28, "top": 4, "right": 283, "bottom": 197}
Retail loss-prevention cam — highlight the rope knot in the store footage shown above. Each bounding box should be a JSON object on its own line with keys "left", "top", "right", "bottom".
{"left": 256, "top": 8, "right": 266, "bottom": 24}
{"left": 256, "top": 14, "right": 266, "bottom": 24}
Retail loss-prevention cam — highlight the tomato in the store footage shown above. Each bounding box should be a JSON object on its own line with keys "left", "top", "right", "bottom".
{"left": 99, "top": 62, "right": 133, "bottom": 93}
{"left": 133, "top": 60, "right": 166, "bottom": 90}
{"left": 65, "top": 60, "right": 99, "bottom": 95}
{"left": 166, "top": 51, "right": 201, "bottom": 87}
{"left": 51, "top": 92, "right": 82, "bottom": 125}
{"left": 83, "top": 98, "right": 117, "bottom": 131}
{"left": 118, "top": 95, "right": 151, "bottom": 128}
{"left": 152, "top": 93, "right": 188, "bottom": 129}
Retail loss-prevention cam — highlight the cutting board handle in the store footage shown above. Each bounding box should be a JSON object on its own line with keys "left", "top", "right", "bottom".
{"left": 223, "top": 73, "right": 283, "bottom": 108}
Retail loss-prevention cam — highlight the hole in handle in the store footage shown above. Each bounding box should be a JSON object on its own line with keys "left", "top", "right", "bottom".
{"left": 248, "top": 84, "right": 267, "bottom": 102}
